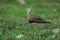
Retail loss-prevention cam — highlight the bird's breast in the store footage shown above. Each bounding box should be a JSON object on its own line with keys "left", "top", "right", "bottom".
{"left": 27, "top": 16, "right": 34, "bottom": 23}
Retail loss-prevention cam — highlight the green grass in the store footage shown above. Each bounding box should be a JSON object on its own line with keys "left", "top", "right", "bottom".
{"left": 0, "top": 0, "right": 60, "bottom": 40}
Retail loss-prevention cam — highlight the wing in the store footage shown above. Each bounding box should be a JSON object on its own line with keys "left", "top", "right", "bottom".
{"left": 31, "top": 14, "right": 44, "bottom": 21}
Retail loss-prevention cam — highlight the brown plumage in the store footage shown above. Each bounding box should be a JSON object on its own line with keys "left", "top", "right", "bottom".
{"left": 26, "top": 8, "right": 50, "bottom": 23}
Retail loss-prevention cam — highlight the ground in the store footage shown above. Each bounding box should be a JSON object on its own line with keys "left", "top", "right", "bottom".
{"left": 0, "top": 0, "right": 60, "bottom": 40}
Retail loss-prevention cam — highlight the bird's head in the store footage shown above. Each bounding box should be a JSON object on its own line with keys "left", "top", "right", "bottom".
{"left": 26, "top": 8, "right": 32, "bottom": 15}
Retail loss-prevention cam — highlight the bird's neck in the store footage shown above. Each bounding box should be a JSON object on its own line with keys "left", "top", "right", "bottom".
{"left": 27, "top": 12, "right": 32, "bottom": 16}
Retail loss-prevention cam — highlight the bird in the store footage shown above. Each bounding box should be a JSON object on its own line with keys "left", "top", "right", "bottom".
{"left": 26, "top": 8, "right": 51, "bottom": 23}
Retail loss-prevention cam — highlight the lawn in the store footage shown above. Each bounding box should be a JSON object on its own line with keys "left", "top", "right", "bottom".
{"left": 0, "top": 0, "right": 60, "bottom": 40}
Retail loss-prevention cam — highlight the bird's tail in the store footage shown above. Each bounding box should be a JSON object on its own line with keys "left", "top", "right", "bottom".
{"left": 39, "top": 21, "right": 51, "bottom": 23}
{"left": 34, "top": 20, "right": 51, "bottom": 23}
